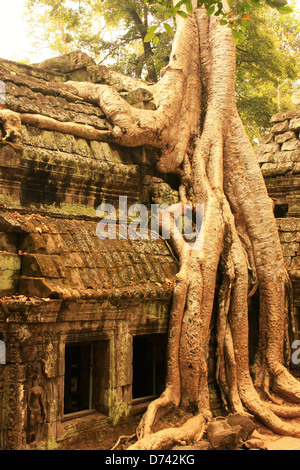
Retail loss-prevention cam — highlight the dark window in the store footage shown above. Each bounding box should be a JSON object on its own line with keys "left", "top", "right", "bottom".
{"left": 132, "top": 334, "right": 167, "bottom": 400}
{"left": 64, "top": 343, "right": 94, "bottom": 414}
{"left": 274, "top": 204, "right": 288, "bottom": 218}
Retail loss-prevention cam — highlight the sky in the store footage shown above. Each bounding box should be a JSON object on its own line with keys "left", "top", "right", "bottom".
{"left": 0, "top": 0, "right": 45, "bottom": 63}
{"left": 0, "top": 0, "right": 300, "bottom": 64}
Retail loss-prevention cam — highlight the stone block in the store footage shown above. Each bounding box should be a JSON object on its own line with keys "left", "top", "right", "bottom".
{"left": 0, "top": 232, "right": 17, "bottom": 252}
{"left": 89, "top": 141, "right": 106, "bottom": 161}
{"left": 0, "top": 143, "right": 21, "bottom": 168}
{"left": 271, "top": 109, "right": 300, "bottom": 123}
{"left": 261, "top": 133, "right": 274, "bottom": 144}
{"left": 289, "top": 117, "right": 300, "bottom": 132}
{"left": 294, "top": 163, "right": 300, "bottom": 173}
{"left": 18, "top": 233, "right": 46, "bottom": 254}
{"left": 67, "top": 268, "right": 85, "bottom": 289}
{"left": 281, "top": 139, "right": 300, "bottom": 152}
{"left": 277, "top": 218, "right": 300, "bottom": 232}
{"left": 257, "top": 151, "right": 274, "bottom": 163}
{"left": 281, "top": 242, "right": 299, "bottom": 257}
{"left": 0, "top": 252, "right": 21, "bottom": 272}
{"left": 0, "top": 271, "right": 19, "bottom": 296}
{"left": 207, "top": 420, "right": 239, "bottom": 450}
{"left": 243, "top": 438, "right": 266, "bottom": 449}
{"left": 261, "top": 162, "right": 294, "bottom": 177}
{"left": 275, "top": 131, "right": 296, "bottom": 143}
{"left": 271, "top": 120, "right": 289, "bottom": 134}
{"left": 279, "top": 231, "right": 297, "bottom": 243}
{"left": 291, "top": 256, "right": 300, "bottom": 269}
{"left": 273, "top": 151, "right": 294, "bottom": 163}
{"left": 226, "top": 413, "right": 256, "bottom": 439}
{"left": 22, "top": 254, "right": 60, "bottom": 278}
{"left": 53, "top": 132, "right": 76, "bottom": 154}
{"left": 73, "top": 137, "right": 92, "bottom": 158}
{"left": 18, "top": 276, "right": 59, "bottom": 298}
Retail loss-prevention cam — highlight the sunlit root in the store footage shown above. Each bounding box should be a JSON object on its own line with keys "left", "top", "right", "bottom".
{"left": 128, "top": 414, "right": 207, "bottom": 450}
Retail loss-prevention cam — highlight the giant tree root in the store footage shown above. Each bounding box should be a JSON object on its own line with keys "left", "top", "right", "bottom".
{"left": 60, "top": 0, "right": 300, "bottom": 450}
{"left": 127, "top": 414, "right": 207, "bottom": 450}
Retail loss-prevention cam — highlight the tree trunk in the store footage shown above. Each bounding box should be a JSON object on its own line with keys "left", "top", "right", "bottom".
{"left": 128, "top": 7, "right": 158, "bottom": 83}
{"left": 65, "top": 0, "right": 300, "bottom": 449}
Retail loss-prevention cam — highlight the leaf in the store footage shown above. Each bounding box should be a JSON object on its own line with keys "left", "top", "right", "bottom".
{"left": 219, "top": 19, "right": 227, "bottom": 25}
{"left": 277, "top": 5, "right": 293, "bottom": 13}
{"left": 241, "top": 13, "right": 251, "bottom": 20}
{"left": 174, "top": 0, "right": 185, "bottom": 9}
{"left": 176, "top": 10, "right": 188, "bottom": 18}
{"left": 147, "top": 25, "right": 158, "bottom": 33}
{"left": 164, "top": 22, "right": 174, "bottom": 36}
{"left": 206, "top": 5, "right": 215, "bottom": 15}
{"left": 186, "top": 1, "right": 193, "bottom": 15}
{"left": 144, "top": 32, "right": 155, "bottom": 42}
{"left": 266, "top": 0, "right": 287, "bottom": 6}
{"left": 153, "top": 35, "right": 160, "bottom": 44}
{"left": 232, "top": 29, "right": 244, "bottom": 43}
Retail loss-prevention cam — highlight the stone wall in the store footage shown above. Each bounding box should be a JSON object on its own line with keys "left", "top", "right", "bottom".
{"left": 257, "top": 108, "right": 300, "bottom": 376}
{"left": 0, "top": 56, "right": 179, "bottom": 450}
{"left": 257, "top": 108, "right": 300, "bottom": 217}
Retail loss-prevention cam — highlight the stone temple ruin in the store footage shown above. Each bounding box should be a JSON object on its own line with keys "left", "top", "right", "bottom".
{"left": 0, "top": 51, "right": 299, "bottom": 449}
{"left": 257, "top": 111, "right": 300, "bottom": 344}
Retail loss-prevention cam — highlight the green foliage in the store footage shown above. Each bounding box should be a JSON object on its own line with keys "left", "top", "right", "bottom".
{"left": 24, "top": 0, "right": 103, "bottom": 57}
{"left": 234, "top": 2, "right": 300, "bottom": 142}
{"left": 141, "top": 0, "right": 294, "bottom": 44}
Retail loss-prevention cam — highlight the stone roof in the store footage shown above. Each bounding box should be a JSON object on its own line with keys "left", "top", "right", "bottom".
{"left": 0, "top": 54, "right": 178, "bottom": 309}
{"left": 0, "top": 211, "right": 177, "bottom": 303}
{"left": 0, "top": 55, "right": 158, "bottom": 212}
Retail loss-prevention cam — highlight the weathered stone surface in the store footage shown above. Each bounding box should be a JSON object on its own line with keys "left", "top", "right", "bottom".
{"left": 257, "top": 151, "right": 274, "bottom": 164}
{"left": 0, "top": 252, "right": 21, "bottom": 295}
{"left": 261, "top": 162, "right": 294, "bottom": 177}
{"left": 271, "top": 120, "right": 289, "bottom": 134}
{"left": 243, "top": 438, "right": 266, "bottom": 449}
{"left": 282, "top": 140, "right": 300, "bottom": 152}
{"left": 289, "top": 117, "right": 300, "bottom": 132}
{"left": 37, "top": 51, "right": 96, "bottom": 74}
{"left": 226, "top": 413, "right": 256, "bottom": 439}
{"left": 273, "top": 151, "right": 294, "bottom": 164}
{"left": 271, "top": 109, "right": 300, "bottom": 123}
{"left": 207, "top": 420, "right": 239, "bottom": 450}
{"left": 259, "top": 142, "right": 280, "bottom": 154}
{"left": 0, "top": 212, "right": 177, "bottom": 301}
{"left": 275, "top": 131, "right": 296, "bottom": 144}
{"left": 261, "top": 133, "right": 274, "bottom": 144}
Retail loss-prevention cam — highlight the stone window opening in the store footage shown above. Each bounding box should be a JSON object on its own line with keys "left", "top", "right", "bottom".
{"left": 132, "top": 334, "right": 167, "bottom": 402}
{"left": 64, "top": 342, "right": 94, "bottom": 416}
{"left": 62, "top": 336, "right": 111, "bottom": 421}
{"left": 274, "top": 204, "right": 288, "bottom": 218}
